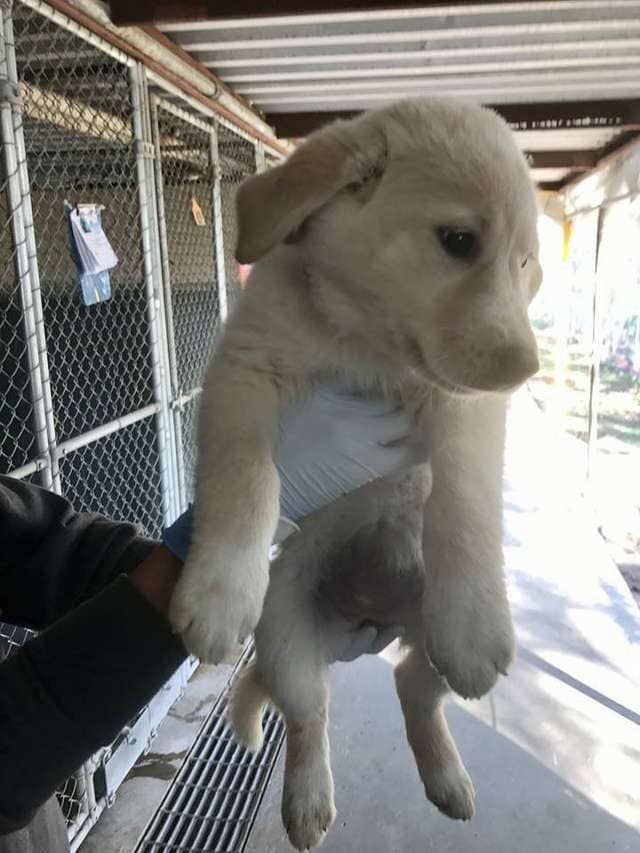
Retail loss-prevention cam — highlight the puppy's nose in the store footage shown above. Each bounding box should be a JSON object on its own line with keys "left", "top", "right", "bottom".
{"left": 494, "top": 344, "right": 539, "bottom": 385}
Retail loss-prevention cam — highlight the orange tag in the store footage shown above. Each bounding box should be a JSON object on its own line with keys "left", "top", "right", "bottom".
{"left": 562, "top": 218, "right": 573, "bottom": 262}
{"left": 191, "top": 196, "right": 205, "bottom": 227}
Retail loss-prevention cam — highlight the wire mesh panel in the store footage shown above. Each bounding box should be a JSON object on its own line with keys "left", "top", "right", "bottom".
{"left": 179, "top": 394, "right": 200, "bottom": 499}
{"left": 154, "top": 103, "right": 221, "bottom": 393}
{"left": 58, "top": 417, "right": 164, "bottom": 537}
{"left": 57, "top": 770, "right": 93, "bottom": 846}
{"left": 0, "top": 80, "right": 38, "bottom": 475}
{"left": 152, "top": 101, "right": 224, "bottom": 503}
{"left": 11, "top": 3, "right": 155, "bottom": 443}
{"left": 217, "top": 123, "right": 257, "bottom": 312}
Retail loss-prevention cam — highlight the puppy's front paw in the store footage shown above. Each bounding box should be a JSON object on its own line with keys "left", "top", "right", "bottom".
{"left": 424, "top": 589, "right": 515, "bottom": 699}
{"left": 169, "top": 555, "right": 267, "bottom": 663}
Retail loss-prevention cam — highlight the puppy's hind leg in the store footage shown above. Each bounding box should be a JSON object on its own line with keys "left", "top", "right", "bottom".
{"left": 229, "top": 662, "right": 270, "bottom": 752}
{"left": 255, "top": 570, "right": 336, "bottom": 850}
{"left": 280, "top": 686, "right": 334, "bottom": 853}
{"left": 395, "top": 645, "right": 475, "bottom": 821}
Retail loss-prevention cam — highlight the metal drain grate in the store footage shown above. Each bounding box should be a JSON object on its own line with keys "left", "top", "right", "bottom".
{"left": 134, "top": 647, "right": 285, "bottom": 852}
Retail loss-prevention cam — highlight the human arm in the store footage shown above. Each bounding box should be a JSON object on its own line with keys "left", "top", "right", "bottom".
{"left": 0, "top": 477, "right": 186, "bottom": 833}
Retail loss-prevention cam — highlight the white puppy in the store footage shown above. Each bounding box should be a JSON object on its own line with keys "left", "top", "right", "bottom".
{"left": 169, "top": 96, "right": 542, "bottom": 847}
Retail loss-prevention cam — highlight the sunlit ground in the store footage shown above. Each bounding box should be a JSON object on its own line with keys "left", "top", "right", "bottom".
{"left": 530, "top": 212, "right": 640, "bottom": 604}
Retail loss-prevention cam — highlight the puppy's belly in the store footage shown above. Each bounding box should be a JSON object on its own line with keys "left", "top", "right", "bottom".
{"left": 317, "top": 520, "right": 425, "bottom": 630}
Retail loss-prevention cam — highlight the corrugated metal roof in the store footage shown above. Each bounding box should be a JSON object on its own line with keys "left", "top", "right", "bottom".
{"left": 159, "top": 2, "right": 640, "bottom": 110}
{"left": 156, "top": 1, "right": 640, "bottom": 188}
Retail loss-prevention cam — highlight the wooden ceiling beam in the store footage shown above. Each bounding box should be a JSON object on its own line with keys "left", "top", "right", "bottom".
{"left": 110, "top": 1, "right": 578, "bottom": 26}
{"left": 266, "top": 100, "right": 640, "bottom": 139}
{"left": 525, "top": 150, "right": 597, "bottom": 171}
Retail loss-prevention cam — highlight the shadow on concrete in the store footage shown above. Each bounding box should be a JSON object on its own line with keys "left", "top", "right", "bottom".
{"left": 245, "top": 654, "right": 638, "bottom": 853}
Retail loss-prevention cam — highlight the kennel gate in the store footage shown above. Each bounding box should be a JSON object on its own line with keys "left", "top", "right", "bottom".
{"left": 0, "top": 0, "right": 280, "bottom": 847}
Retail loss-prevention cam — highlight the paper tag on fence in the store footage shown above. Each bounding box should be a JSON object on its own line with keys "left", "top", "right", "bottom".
{"left": 70, "top": 206, "right": 119, "bottom": 274}
{"left": 65, "top": 202, "right": 114, "bottom": 306}
{"left": 191, "top": 196, "right": 206, "bottom": 227}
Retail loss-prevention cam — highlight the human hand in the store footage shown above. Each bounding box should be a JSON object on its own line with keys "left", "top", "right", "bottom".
{"left": 276, "top": 382, "right": 423, "bottom": 522}
{"left": 332, "top": 621, "right": 402, "bottom": 662}
{"left": 164, "top": 384, "right": 422, "bottom": 561}
{"left": 131, "top": 544, "right": 182, "bottom": 616}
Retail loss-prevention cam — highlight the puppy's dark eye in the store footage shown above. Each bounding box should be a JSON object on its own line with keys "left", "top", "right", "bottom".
{"left": 521, "top": 253, "right": 532, "bottom": 269}
{"left": 436, "top": 227, "right": 479, "bottom": 261}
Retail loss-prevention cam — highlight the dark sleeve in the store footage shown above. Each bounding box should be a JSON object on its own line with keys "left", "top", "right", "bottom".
{"left": 0, "top": 576, "right": 186, "bottom": 833}
{"left": 0, "top": 476, "right": 187, "bottom": 832}
{"left": 0, "top": 475, "right": 155, "bottom": 628}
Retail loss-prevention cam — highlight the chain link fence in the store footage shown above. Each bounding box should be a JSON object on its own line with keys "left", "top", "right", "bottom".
{"left": 0, "top": 152, "right": 38, "bottom": 474}
{"left": 218, "top": 122, "right": 258, "bottom": 312}
{"left": 151, "top": 98, "right": 222, "bottom": 500}
{"left": 0, "top": 0, "right": 280, "bottom": 848}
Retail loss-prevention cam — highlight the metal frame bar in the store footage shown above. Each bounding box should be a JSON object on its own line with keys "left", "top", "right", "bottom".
{"left": 53, "top": 404, "right": 160, "bottom": 460}
{"left": 130, "top": 62, "right": 180, "bottom": 524}
{"left": 0, "top": 4, "right": 52, "bottom": 489}
{"left": 210, "top": 119, "right": 229, "bottom": 323}
{"left": 586, "top": 206, "right": 606, "bottom": 484}
{"left": 254, "top": 138, "right": 267, "bottom": 173}
{"left": 2, "top": 3, "right": 60, "bottom": 492}
{"left": 138, "top": 65, "right": 185, "bottom": 521}
{"left": 5, "top": 457, "right": 48, "bottom": 480}
{"left": 149, "top": 92, "right": 188, "bottom": 511}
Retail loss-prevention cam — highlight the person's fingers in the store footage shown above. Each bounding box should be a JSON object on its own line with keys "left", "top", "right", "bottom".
{"left": 367, "top": 624, "right": 403, "bottom": 655}
{"left": 335, "top": 624, "right": 379, "bottom": 662}
{"left": 367, "top": 407, "right": 413, "bottom": 444}
{"left": 334, "top": 623, "right": 404, "bottom": 662}
{"left": 369, "top": 441, "right": 428, "bottom": 477}
{"left": 319, "top": 386, "right": 399, "bottom": 420}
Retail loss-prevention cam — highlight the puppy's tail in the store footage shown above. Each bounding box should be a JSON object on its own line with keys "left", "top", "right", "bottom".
{"left": 229, "top": 662, "right": 270, "bottom": 752}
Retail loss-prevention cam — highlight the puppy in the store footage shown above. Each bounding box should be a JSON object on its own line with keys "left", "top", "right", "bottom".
{"left": 169, "top": 97, "right": 541, "bottom": 845}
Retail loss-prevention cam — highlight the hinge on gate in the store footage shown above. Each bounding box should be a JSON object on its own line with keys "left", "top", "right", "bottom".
{"left": 0, "top": 78, "right": 22, "bottom": 109}
{"left": 134, "top": 140, "right": 155, "bottom": 160}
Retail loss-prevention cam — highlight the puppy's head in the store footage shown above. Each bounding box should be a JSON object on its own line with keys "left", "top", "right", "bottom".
{"left": 236, "top": 98, "right": 541, "bottom": 394}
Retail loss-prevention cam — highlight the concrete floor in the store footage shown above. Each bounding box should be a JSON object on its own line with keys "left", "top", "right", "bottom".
{"left": 246, "top": 393, "right": 639, "bottom": 853}
{"left": 81, "top": 661, "right": 237, "bottom": 853}
{"left": 85, "top": 391, "right": 640, "bottom": 852}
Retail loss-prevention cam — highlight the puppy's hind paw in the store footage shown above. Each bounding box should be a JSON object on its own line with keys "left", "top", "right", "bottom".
{"left": 282, "top": 791, "right": 336, "bottom": 851}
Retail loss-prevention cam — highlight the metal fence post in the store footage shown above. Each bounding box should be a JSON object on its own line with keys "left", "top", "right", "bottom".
{"left": 210, "top": 122, "right": 229, "bottom": 323}
{"left": 149, "top": 94, "right": 187, "bottom": 512}
{"left": 254, "top": 139, "right": 267, "bottom": 174}
{"left": 2, "top": 2, "right": 59, "bottom": 491}
{"left": 139, "top": 70, "right": 185, "bottom": 517}
{"left": 129, "top": 62, "right": 179, "bottom": 524}
{"left": 0, "top": 3, "right": 52, "bottom": 488}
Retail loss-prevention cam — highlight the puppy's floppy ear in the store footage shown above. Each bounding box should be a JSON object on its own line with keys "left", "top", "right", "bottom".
{"left": 235, "top": 122, "right": 386, "bottom": 263}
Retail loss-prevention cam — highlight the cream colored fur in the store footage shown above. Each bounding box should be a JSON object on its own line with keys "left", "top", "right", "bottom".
{"left": 169, "top": 97, "right": 542, "bottom": 849}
